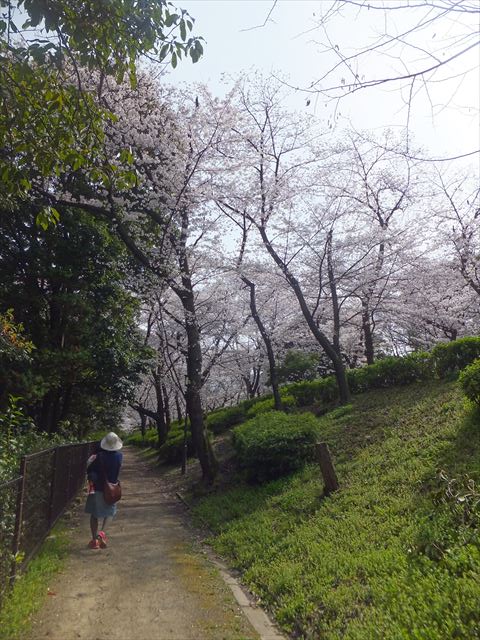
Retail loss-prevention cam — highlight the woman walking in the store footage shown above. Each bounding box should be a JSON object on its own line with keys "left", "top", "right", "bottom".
{"left": 85, "top": 432, "right": 123, "bottom": 549}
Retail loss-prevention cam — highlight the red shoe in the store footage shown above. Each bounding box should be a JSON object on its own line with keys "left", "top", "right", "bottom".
{"left": 97, "top": 531, "right": 107, "bottom": 548}
{"left": 88, "top": 539, "right": 100, "bottom": 550}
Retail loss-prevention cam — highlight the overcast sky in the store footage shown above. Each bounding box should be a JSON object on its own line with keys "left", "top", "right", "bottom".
{"left": 167, "top": 0, "right": 479, "bottom": 165}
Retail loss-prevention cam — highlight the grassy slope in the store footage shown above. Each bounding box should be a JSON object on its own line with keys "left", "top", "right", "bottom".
{"left": 193, "top": 380, "right": 480, "bottom": 639}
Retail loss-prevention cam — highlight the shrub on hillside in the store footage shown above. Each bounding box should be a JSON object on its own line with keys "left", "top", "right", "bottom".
{"left": 125, "top": 423, "right": 194, "bottom": 464}
{"left": 284, "top": 377, "right": 339, "bottom": 407}
{"left": 276, "top": 349, "right": 320, "bottom": 383}
{"left": 347, "top": 352, "right": 433, "bottom": 393}
{"left": 125, "top": 428, "right": 158, "bottom": 448}
{"left": 246, "top": 394, "right": 296, "bottom": 417}
{"left": 206, "top": 405, "right": 246, "bottom": 434}
{"left": 158, "top": 423, "right": 194, "bottom": 464}
{"left": 431, "top": 337, "right": 480, "bottom": 378}
{"left": 238, "top": 394, "right": 273, "bottom": 412}
{"left": 232, "top": 411, "right": 320, "bottom": 482}
{"left": 459, "top": 359, "right": 480, "bottom": 406}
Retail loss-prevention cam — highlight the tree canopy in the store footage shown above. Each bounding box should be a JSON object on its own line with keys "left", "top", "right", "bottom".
{"left": 0, "top": 0, "right": 202, "bottom": 218}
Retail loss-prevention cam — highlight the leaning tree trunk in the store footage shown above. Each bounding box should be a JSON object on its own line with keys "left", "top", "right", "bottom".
{"left": 257, "top": 223, "right": 351, "bottom": 404}
{"left": 241, "top": 276, "right": 282, "bottom": 410}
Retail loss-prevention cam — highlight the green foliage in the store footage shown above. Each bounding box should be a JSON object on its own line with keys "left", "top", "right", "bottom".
{"left": 0, "top": 208, "right": 151, "bottom": 434}
{"left": 284, "top": 376, "right": 339, "bottom": 408}
{"left": 194, "top": 381, "right": 480, "bottom": 639}
{"left": 459, "top": 359, "right": 480, "bottom": 405}
{"left": 125, "top": 428, "right": 158, "bottom": 448}
{"left": 281, "top": 352, "right": 433, "bottom": 409}
{"left": 246, "top": 394, "right": 296, "bottom": 417}
{"left": 347, "top": 351, "right": 434, "bottom": 393}
{"left": 0, "top": 311, "right": 34, "bottom": 408}
{"left": 232, "top": 411, "right": 320, "bottom": 482}
{"left": 0, "top": 524, "right": 70, "bottom": 640}
{"left": 206, "top": 405, "right": 247, "bottom": 434}
{"left": 239, "top": 342, "right": 478, "bottom": 420}
{"left": 126, "top": 423, "right": 194, "bottom": 464}
{"left": 0, "top": 0, "right": 203, "bottom": 205}
{"left": 431, "top": 337, "right": 480, "bottom": 378}
{"left": 0, "top": 395, "right": 78, "bottom": 487}
{"left": 276, "top": 350, "right": 320, "bottom": 383}
{"left": 158, "top": 422, "right": 194, "bottom": 464}
{"left": 238, "top": 395, "right": 270, "bottom": 412}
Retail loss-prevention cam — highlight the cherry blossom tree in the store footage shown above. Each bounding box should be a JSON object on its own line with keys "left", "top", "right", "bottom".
{"left": 36, "top": 74, "right": 233, "bottom": 482}
{"left": 433, "top": 169, "right": 480, "bottom": 297}
{"left": 215, "top": 76, "right": 352, "bottom": 403}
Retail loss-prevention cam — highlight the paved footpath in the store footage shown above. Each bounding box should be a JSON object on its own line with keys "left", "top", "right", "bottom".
{"left": 26, "top": 448, "right": 282, "bottom": 640}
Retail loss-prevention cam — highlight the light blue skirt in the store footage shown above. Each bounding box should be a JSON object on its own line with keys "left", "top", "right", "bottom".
{"left": 85, "top": 491, "right": 117, "bottom": 518}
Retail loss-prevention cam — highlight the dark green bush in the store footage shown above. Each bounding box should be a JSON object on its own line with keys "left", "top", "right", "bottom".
{"left": 238, "top": 394, "right": 273, "bottom": 412}
{"left": 431, "top": 337, "right": 480, "bottom": 378}
{"left": 246, "top": 394, "right": 296, "bottom": 417}
{"left": 232, "top": 411, "right": 320, "bottom": 482}
{"left": 157, "top": 423, "right": 194, "bottom": 464}
{"left": 276, "top": 349, "right": 320, "bottom": 383}
{"left": 125, "top": 428, "right": 158, "bottom": 448}
{"left": 459, "top": 359, "right": 480, "bottom": 405}
{"left": 347, "top": 352, "right": 433, "bottom": 393}
{"left": 206, "top": 405, "right": 246, "bottom": 434}
{"left": 284, "top": 376, "right": 339, "bottom": 407}
{"left": 126, "top": 424, "right": 194, "bottom": 463}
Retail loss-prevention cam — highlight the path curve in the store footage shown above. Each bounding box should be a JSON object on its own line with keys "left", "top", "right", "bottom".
{"left": 27, "top": 448, "right": 258, "bottom": 640}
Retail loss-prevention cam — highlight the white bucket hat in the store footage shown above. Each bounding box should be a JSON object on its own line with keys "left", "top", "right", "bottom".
{"left": 100, "top": 432, "right": 123, "bottom": 451}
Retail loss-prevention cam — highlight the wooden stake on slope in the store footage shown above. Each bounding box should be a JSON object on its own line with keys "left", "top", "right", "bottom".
{"left": 315, "top": 442, "right": 339, "bottom": 496}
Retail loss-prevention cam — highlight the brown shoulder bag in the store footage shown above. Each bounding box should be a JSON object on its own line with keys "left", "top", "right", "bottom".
{"left": 99, "top": 454, "right": 122, "bottom": 505}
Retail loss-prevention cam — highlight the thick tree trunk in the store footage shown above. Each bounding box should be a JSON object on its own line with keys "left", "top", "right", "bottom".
{"left": 241, "top": 276, "right": 282, "bottom": 410}
{"left": 174, "top": 259, "right": 218, "bottom": 483}
{"left": 257, "top": 224, "right": 350, "bottom": 404}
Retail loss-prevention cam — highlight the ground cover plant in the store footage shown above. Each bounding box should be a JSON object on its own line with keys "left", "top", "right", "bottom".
{"left": 0, "top": 524, "right": 70, "bottom": 640}
{"left": 192, "top": 380, "right": 480, "bottom": 639}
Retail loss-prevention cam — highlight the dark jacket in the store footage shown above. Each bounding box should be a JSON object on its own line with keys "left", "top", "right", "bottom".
{"left": 89, "top": 449, "right": 123, "bottom": 491}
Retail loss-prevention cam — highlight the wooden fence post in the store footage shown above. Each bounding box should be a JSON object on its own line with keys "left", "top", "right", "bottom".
{"left": 10, "top": 456, "right": 27, "bottom": 586}
{"left": 315, "top": 442, "right": 339, "bottom": 496}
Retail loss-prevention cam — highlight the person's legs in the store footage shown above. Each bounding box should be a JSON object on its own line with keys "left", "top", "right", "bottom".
{"left": 90, "top": 515, "right": 98, "bottom": 541}
{"left": 98, "top": 517, "right": 109, "bottom": 548}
